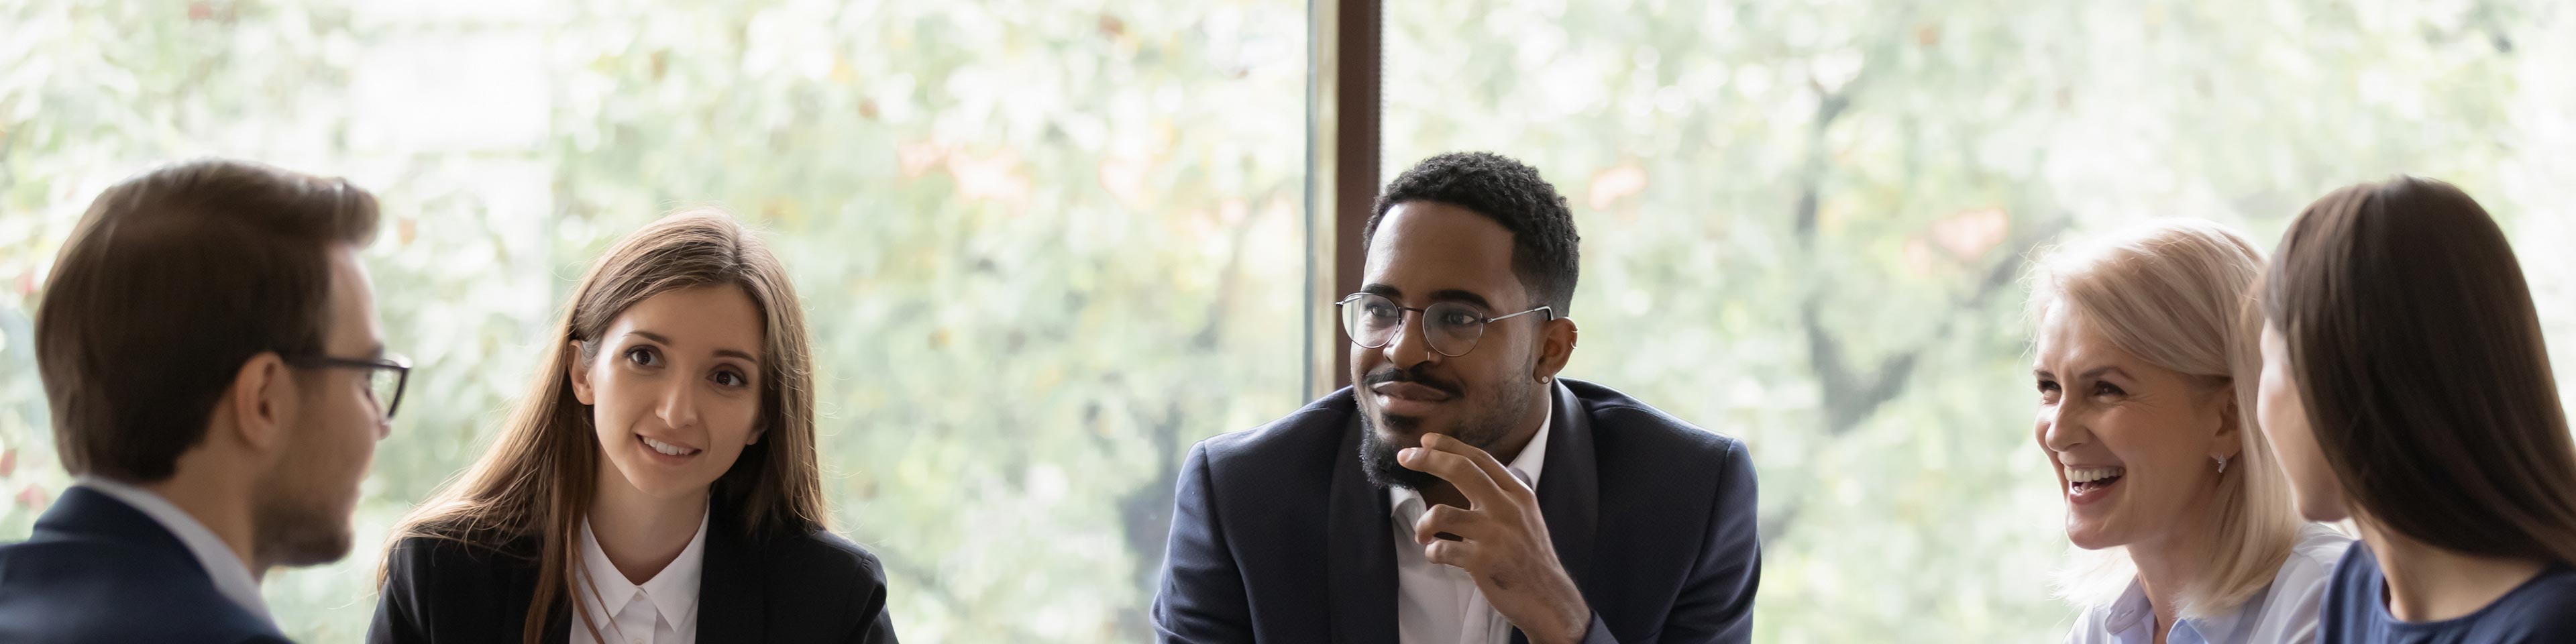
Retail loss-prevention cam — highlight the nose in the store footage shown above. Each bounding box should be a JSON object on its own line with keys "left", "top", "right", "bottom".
{"left": 2039, "top": 399, "right": 2089, "bottom": 453}
{"left": 657, "top": 378, "right": 703, "bottom": 430}
{"left": 1379, "top": 309, "right": 1439, "bottom": 372}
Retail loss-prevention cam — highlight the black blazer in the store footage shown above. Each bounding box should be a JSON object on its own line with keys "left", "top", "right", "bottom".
{"left": 0, "top": 486, "right": 290, "bottom": 644}
{"left": 1152, "top": 378, "right": 1762, "bottom": 643}
{"left": 368, "top": 506, "right": 899, "bottom": 644}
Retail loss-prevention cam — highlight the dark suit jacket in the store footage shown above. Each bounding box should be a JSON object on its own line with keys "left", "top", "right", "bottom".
{"left": 368, "top": 506, "right": 899, "bottom": 644}
{"left": 1153, "top": 378, "right": 1761, "bottom": 643}
{"left": 0, "top": 486, "right": 292, "bottom": 644}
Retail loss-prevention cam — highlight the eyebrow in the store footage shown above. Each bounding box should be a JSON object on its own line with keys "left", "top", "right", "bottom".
{"left": 2032, "top": 366, "right": 2131, "bottom": 380}
{"left": 1356, "top": 284, "right": 1497, "bottom": 311}
{"left": 626, "top": 330, "right": 761, "bottom": 364}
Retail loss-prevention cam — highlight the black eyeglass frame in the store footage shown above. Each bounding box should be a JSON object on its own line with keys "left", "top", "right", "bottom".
{"left": 283, "top": 353, "right": 411, "bottom": 421}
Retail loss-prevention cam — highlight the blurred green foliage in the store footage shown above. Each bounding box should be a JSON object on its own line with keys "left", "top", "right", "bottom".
{"left": 2, "top": 0, "right": 2573, "bottom": 643}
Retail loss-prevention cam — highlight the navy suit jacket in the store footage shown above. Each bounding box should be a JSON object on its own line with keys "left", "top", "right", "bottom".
{"left": 0, "top": 486, "right": 291, "bottom": 644}
{"left": 1153, "top": 378, "right": 1761, "bottom": 643}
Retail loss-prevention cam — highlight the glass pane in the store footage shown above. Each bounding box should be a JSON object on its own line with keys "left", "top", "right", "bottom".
{"left": 1385, "top": 1, "right": 2576, "bottom": 640}
{"left": 0, "top": 1, "right": 1309, "bottom": 641}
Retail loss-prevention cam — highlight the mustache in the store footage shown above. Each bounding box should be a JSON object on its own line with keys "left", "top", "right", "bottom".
{"left": 1360, "top": 364, "right": 1460, "bottom": 396}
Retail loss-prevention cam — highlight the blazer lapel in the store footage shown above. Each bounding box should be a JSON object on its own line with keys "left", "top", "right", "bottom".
{"left": 696, "top": 519, "right": 765, "bottom": 642}
{"left": 1534, "top": 380, "right": 1601, "bottom": 606}
{"left": 1327, "top": 409, "right": 1400, "bottom": 643}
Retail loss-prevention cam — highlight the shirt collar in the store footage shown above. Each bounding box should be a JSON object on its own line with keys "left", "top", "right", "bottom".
{"left": 73, "top": 476, "right": 271, "bottom": 622}
{"left": 578, "top": 505, "right": 712, "bottom": 631}
{"left": 1388, "top": 390, "right": 1554, "bottom": 517}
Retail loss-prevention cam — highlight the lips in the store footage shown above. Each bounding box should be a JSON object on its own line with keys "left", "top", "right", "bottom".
{"left": 1369, "top": 381, "right": 1455, "bottom": 417}
{"left": 2062, "top": 464, "right": 2125, "bottom": 503}
{"left": 637, "top": 433, "right": 702, "bottom": 460}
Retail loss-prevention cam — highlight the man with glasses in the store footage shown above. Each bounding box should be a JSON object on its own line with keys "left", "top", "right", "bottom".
{"left": 0, "top": 159, "right": 402, "bottom": 643}
{"left": 1155, "top": 152, "right": 1760, "bottom": 643}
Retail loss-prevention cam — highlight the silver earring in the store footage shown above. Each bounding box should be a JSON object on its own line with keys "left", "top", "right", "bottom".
{"left": 2214, "top": 455, "right": 2229, "bottom": 474}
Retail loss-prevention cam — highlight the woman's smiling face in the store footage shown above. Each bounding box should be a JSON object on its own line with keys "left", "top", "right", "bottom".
{"left": 572, "top": 284, "right": 768, "bottom": 501}
{"left": 2033, "top": 302, "right": 2237, "bottom": 550}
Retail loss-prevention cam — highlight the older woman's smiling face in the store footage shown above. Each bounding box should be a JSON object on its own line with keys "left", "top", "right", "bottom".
{"left": 2033, "top": 302, "right": 2240, "bottom": 551}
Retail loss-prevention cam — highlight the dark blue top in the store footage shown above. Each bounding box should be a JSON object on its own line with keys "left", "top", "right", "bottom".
{"left": 0, "top": 486, "right": 289, "bottom": 644}
{"left": 2317, "top": 541, "right": 2576, "bottom": 643}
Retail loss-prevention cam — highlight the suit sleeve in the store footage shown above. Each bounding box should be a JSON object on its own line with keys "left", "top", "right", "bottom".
{"left": 1659, "top": 439, "right": 1760, "bottom": 643}
{"left": 847, "top": 549, "right": 901, "bottom": 643}
{"left": 1150, "top": 442, "right": 1254, "bottom": 643}
{"left": 366, "top": 539, "right": 437, "bottom": 644}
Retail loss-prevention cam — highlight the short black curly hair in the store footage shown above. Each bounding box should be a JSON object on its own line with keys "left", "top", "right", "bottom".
{"left": 1366, "top": 151, "right": 1581, "bottom": 313}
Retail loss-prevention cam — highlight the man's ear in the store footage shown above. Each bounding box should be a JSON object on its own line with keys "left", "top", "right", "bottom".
{"left": 568, "top": 340, "right": 598, "bottom": 406}
{"left": 224, "top": 352, "right": 294, "bottom": 452}
{"left": 1534, "top": 316, "right": 1578, "bottom": 383}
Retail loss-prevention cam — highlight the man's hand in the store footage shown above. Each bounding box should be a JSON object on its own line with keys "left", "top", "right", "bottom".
{"left": 1401, "top": 432, "right": 1593, "bottom": 644}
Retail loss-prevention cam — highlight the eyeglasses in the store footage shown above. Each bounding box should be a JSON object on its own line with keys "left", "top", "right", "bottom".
{"left": 284, "top": 353, "right": 412, "bottom": 421}
{"left": 1336, "top": 292, "right": 1553, "bottom": 358}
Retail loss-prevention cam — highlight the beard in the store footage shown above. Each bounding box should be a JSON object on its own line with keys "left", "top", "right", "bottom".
{"left": 252, "top": 476, "right": 356, "bottom": 569}
{"left": 250, "top": 428, "right": 362, "bottom": 569}
{"left": 1356, "top": 362, "right": 1542, "bottom": 490}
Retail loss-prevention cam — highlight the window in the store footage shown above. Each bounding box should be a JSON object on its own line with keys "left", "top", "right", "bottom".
{"left": 1, "top": 1, "right": 1305, "bottom": 641}
{"left": 1385, "top": 1, "right": 2575, "bottom": 639}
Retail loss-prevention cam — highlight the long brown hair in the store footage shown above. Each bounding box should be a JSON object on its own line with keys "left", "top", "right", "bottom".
{"left": 2259, "top": 176, "right": 2576, "bottom": 566}
{"left": 384, "top": 208, "right": 826, "bottom": 643}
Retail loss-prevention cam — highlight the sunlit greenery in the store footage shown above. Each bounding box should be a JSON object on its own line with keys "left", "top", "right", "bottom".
{"left": 4, "top": 0, "right": 2574, "bottom": 642}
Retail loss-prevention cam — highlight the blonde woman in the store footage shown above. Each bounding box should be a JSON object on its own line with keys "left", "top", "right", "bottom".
{"left": 2027, "top": 219, "right": 2349, "bottom": 643}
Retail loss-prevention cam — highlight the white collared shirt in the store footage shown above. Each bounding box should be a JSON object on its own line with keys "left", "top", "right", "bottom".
{"left": 72, "top": 475, "right": 272, "bottom": 623}
{"left": 572, "top": 507, "right": 710, "bottom": 644}
{"left": 2065, "top": 523, "right": 2353, "bottom": 644}
{"left": 1390, "top": 394, "right": 1554, "bottom": 644}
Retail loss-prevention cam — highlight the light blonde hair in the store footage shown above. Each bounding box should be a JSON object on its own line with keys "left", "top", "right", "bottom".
{"left": 2025, "top": 218, "right": 2307, "bottom": 618}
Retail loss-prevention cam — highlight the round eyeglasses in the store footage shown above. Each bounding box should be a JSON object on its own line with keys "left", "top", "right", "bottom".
{"left": 1335, "top": 292, "right": 1553, "bottom": 358}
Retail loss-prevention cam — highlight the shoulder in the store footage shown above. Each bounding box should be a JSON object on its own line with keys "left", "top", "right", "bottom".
{"left": 761, "top": 528, "right": 889, "bottom": 583}
{"left": 0, "top": 538, "right": 278, "bottom": 642}
{"left": 1564, "top": 378, "right": 1750, "bottom": 470}
{"left": 2475, "top": 564, "right": 2576, "bottom": 640}
{"left": 2270, "top": 524, "right": 2357, "bottom": 590}
{"left": 2058, "top": 601, "right": 2118, "bottom": 644}
{"left": 1192, "top": 388, "right": 1357, "bottom": 466}
{"left": 378, "top": 529, "right": 541, "bottom": 602}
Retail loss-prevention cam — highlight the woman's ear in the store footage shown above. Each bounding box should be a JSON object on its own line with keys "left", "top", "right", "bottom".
{"left": 567, "top": 340, "right": 597, "bottom": 406}
{"left": 2211, "top": 382, "right": 2245, "bottom": 461}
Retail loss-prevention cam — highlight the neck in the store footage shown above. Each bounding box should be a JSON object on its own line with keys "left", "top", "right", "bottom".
{"left": 2357, "top": 517, "right": 2547, "bottom": 622}
{"left": 588, "top": 474, "right": 708, "bottom": 586}
{"left": 2125, "top": 511, "right": 2216, "bottom": 642}
{"left": 138, "top": 471, "right": 266, "bottom": 581}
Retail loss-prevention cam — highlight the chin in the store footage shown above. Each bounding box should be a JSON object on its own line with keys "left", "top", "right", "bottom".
{"left": 2063, "top": 521, "right": 2122, "bottom": 551}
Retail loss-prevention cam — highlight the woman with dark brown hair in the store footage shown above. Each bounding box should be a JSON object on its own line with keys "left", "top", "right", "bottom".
{"left": 366, "top": 209, "right": 898, "bottom": 643}
{"left": 2255, "top": 176, "right": 2576, "bottom": 641}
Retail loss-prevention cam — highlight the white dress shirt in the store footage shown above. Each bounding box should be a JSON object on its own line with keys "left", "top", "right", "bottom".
{"left": 72, "top": 476, "right": 273, "bottom": 623}
{"left": 1391, "top": 394, "right": 1554, "bottom": 644}
{"left": 2064, "top": 523, "right": 2353, "bottom": 644}
{"left": 572, "top": 507, "right": 710, "bottom": 644}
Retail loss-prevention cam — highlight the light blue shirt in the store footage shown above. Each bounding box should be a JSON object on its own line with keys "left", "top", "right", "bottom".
{"left": 2065, "top": 523, "right": 2351, "bottom": 644}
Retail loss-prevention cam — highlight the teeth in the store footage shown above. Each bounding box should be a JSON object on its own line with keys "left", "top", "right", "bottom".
{"left": 2063, "top": 466, "right": 2125, "bottom": 483}
{"left": 641, "top": 436, "right": 693, "bottom": 457}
